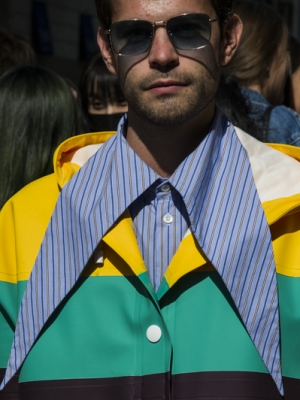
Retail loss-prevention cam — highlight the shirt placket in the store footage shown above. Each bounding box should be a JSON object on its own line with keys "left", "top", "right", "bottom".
{"left": 152, "top": 183, "right": 174, "bottom": 291}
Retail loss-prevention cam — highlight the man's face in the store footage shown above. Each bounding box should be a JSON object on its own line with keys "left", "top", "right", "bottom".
{"left": 107, "top": 0, "right": 222, "bottom": 126}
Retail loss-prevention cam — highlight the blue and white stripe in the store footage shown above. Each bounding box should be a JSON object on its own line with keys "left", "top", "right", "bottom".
{"left": 129, "top": 179, "right": 191, "bottom": 291}
{"left": 1, "top": 110, "right": 283, "bottom": 395}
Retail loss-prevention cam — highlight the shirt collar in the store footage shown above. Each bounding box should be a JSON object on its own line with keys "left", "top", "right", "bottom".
{"left": 115, "top": 108, "right": 225, "bottom": 209}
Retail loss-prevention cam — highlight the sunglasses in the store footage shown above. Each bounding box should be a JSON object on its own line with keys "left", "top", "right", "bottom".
{"left": 106, "top": 13, "right": 218, "bottom": 56}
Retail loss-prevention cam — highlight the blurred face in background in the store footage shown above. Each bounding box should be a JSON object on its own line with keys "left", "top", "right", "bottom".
{"left": 87, "top": 78, "right": 128, "bottom": 131}
{"left": 88, "top": 78, "right": 128, "bottom": 115}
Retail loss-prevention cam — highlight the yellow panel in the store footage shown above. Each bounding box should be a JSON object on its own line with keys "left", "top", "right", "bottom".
{"left": 101, "top": 212, "right": 147, "bottom": 277}
{"left": 0, "top": 132, "right": 117, "bottom": 284}
{"left": 83, "top": 242, "right": 136, "bottom": 277}
{"left": 165, "top": 233, "right": 214, "bottom": 288}
{"left": 0, "top": 174, "right": 60, "bottom": 284}
{"left": 268, "top": 143, "right": 300, "bottom": 162}
{"left": 271, "top": 209, "right": 300, "bottom": 277}
{"left": 263, "top": 193, "right": 300, "bottom": 225}
{"left": 55, "top": 131, "right": 116, "bottom": 189}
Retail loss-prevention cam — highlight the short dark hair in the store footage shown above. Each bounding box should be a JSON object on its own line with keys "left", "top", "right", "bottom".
{"left": 94, "top": 0, "right": 234, "bottom": 30}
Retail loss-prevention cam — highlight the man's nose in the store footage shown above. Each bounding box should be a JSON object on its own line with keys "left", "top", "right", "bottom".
{"left": 148, "top": 27, "right": 179, "bottom": 68}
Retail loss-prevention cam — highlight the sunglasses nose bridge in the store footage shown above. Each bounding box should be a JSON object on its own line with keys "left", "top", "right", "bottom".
{"left": 150, "top": 20, "right": 176, "bottom": 52}
{"left": 151, "top": 20, "right": 167, "bottom": 40}
{"left": 153, "top": 20, "right": 167, "bottom": 28}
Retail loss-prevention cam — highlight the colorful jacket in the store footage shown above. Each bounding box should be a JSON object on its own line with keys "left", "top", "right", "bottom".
{"left": 1, "top": 129, "right": 300, "bottom": 400}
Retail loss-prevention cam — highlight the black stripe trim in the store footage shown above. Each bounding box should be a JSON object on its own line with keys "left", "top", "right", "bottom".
{"left": 19, "top": 373, "right": 170, "bottom": 400}
{"left": 0, "top": 368, "right": 19, "bottom": 400}
{"left": 15, "top": 371, "right": 300, "bottom": 400}
{"left": 172, "top": 371, "right": 300, "bottom": 399}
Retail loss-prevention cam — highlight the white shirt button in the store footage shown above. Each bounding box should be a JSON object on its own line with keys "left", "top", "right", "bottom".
{"left": 161, "top": 184, "right": 171, "bottom": 193}
{"left": 146, "top": 325, "right": 162, "bottom": 343}
{"left": 163, "top": 213, "right": 173, "bottom": 224}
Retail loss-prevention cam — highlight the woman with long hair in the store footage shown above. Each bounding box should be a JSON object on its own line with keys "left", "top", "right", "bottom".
{"left": 223, "top": 0, "right": 300, "bottom": 145}
{"left": 0, "top": 65, "right": 82, "bottom": 209}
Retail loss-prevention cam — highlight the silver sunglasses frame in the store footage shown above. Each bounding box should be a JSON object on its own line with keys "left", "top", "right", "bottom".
{"left": 105, "top": 13, "right": 218, "bottom": 56}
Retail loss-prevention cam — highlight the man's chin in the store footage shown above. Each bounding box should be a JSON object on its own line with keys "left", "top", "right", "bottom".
{"left": 137, "top": 111, "right": 196, "bottom": 127}
{"left": 130, "top": 100, "right": 200, "bottom": 126}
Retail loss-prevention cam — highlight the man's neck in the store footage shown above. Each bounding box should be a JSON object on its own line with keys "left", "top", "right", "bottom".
{"left": 125, "top": 102, "right": 216, "bottom": 178}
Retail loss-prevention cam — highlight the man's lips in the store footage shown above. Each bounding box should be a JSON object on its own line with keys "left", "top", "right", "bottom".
{"left": 145, "top": 80, "right": 187, "bottom": 94}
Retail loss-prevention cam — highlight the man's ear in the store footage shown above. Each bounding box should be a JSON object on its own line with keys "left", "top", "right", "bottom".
{"left": 97, "top": 27, "right": 117, "bottom": 74}
{"left": 220, "top": 14, "right": 243, "bottom": 66}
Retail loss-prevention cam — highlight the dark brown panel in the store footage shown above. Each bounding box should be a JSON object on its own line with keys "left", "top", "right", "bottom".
{"left": 172, "top": 371, "right": 300, "bottom": 399}
{"left": 284, "top": 376, "right": 300, "bottom": 400}
{"left": 0, "top": 369, "right": 19, "bottom": 400}
{"left": 19, "top": 373, "right": 170, "bottom": 400}
{"left": 16, "top": 371, "right": 300, "bottom": 400}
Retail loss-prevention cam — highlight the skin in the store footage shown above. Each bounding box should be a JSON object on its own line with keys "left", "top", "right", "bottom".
{"left": 98, "top": 0, "right": 242, "bottom": 177}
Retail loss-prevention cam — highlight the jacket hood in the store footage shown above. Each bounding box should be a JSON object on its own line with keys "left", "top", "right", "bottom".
{"left": 235, "top": 127, "right": 300, "bottom": 224}
{"left": 53, "top": 131, "right": 116, "bottom": 189}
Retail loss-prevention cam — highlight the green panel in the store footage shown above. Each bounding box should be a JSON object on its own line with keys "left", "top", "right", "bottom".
{"left": 17, "top": 281, "right": 28, "bottom": 309}
{"left": 160, "top": 271, "right": 268, "bottom": 374}
{"left": 277, "top": 274, "right": 300, "bottom": 379}
{"left": 138, "top": 271, "right": 157, "bottom": 301}
{"left": 0, "top": 311, "right": 13, "bottom": 367}
{"left": 11, "top": 271, "right": 300, "bottom": 384}
{"left": 19, "top": 275, "right": 171, "bottom": 382}
{"left": 157, "top": 277, "right": 169, "bottom": 299}
{"left": 0, "top": 281, "right": 22, "bottom": 367}
{"left": 0, "top": 281, "right": 19, "bottom": 323}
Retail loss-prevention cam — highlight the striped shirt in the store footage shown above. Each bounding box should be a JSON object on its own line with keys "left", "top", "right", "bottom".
{"left": 1, "top": 108, "right": 283, "bottom": 395}
{"left": 129, "top": 178, "right": 191, "bottom": 291}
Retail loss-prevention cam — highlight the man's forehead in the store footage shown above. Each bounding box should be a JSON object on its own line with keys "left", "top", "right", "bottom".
{"left": 111, "top": 0, "right": 216, "bottom": 23}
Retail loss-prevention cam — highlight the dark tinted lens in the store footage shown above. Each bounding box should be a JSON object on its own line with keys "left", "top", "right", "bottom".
{"left": 167, "top": 14, "right": 212, "bottom": 50}
{"left": 110, "top": 20, "right": 153, "bottom": 56}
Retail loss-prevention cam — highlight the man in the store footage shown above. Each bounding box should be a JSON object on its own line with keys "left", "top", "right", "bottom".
{"left": 1, "top": 0, "right": 300, "bottom": 399}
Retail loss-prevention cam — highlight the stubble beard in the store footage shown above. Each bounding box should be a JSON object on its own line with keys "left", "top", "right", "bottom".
{"left": 123, "top": 72, "right": 220, "bottom": 127}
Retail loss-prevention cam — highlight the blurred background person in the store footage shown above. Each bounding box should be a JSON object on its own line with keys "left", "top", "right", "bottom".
{"left": 285, "top": 35, "right": 300, "bottom": 114}
{"left": 0, "top": 26, "right": 36, "bottom": 77}
{"left": 224, "top": 0, "right": 300, "bottom": 146}
{"left": 79, "top": 52, "right": 127, "bottom": 132}
{"left": 0, "top": 65, "right": 83, "bottom": 209}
